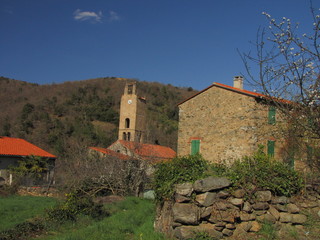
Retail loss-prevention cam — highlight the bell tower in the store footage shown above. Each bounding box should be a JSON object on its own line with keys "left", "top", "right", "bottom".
{"left": 118, "top": 82, "right": 146, "bottom": 142}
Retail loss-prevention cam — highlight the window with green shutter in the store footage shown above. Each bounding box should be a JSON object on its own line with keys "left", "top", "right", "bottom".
{"left": 268, "top": 106, "right": 276, "bottom": 124}
{"left": 267, "top": 140, "right": 275, "bottom": 157}
{"left": 191, "top": 140, "right": 200, "bottom": 155}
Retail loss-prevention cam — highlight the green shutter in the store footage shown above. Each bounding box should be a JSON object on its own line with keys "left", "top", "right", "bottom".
{"left": 267, "top": 140, "right": 275, "bottom": 157}
{"left": 191, "top": 140, "right": 200, "bottom": 155}
{"left": 268, "top": 106, "right": 276, "bottom": 124}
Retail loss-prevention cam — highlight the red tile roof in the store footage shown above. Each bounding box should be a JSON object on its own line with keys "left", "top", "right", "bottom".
{"left": 178, "top": 82, "right": 292, "bottom": 105}
{"left": 109, "top": 140, "right": 176, "bottom": 162}
{"left": 0, "top": 137, "right": 56, "bottom": 158}
{"left": 89, "top": 147, "right": 130, "bottom": 160}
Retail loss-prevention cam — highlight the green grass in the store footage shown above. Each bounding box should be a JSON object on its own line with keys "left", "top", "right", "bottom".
{"left": 0, "top": 195, "right": 58, "bottom": 231}
{"left": 37, "top": 197, "right": 168, "bottom": 240}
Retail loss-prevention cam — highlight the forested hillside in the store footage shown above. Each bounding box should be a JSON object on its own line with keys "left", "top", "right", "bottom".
{"left": 0, "top": 76, "right": 197, "bottom": 158}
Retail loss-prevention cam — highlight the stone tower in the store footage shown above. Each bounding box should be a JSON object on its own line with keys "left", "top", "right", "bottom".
{"left": 118, "top": 82, "right": 146, "bottom": 142}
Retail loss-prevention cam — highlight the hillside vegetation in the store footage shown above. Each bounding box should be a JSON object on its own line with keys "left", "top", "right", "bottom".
{"left": 0, "top": 76, "right": 196, "bottom": 184}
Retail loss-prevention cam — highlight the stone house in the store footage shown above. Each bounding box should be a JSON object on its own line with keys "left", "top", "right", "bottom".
{"left": 177, "top": 77, "right": 296, "bottom": 165}
{"left": 0, "top": 136, "right": 56, "bottom": 185}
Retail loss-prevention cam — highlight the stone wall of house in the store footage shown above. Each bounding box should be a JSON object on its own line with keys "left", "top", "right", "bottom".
{"left": 154, "top": 176, "right": 320, "bottom": 240}
{"left": 177, "top": 86, "right": 285, "bottom": 164}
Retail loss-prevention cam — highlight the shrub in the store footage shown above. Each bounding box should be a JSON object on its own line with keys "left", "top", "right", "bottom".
{"left": 224, "top": 146, "right": 303, "bottom": 196}
{"left": 154, "top": 154, "right": 208, "bottom": 202}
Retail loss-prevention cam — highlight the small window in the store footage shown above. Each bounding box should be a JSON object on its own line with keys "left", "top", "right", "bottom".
{"left": 127, "top": 132, "right": 131, "bottom": 141}
{"left": 123, "top": 132, "right": 127, "bottom": 141}
{"left": 127, "top": 85, "right": 133, "bottom": 94}
{"left": 125, "top": 118, "right": 130, "bottom": 128}
{"left": 191, "top": 140, "right": 200, "bottom": 155}
{"left": 268, "top": 106, "right": 276, "bottom": 124}
{"left": 267, "top": 140, "right": 275, "bottom": 157}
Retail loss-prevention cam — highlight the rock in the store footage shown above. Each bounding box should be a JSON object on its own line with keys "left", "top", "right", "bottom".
{"left": 175, "top": 193, "right": 190, "bottom": 203}
{"left": 275, "top": 204, "right": 288, "bottom": 212}
{"left": 252, "top": 202, "right": 269, "bottom": 210}
{"left": 215, "top": 222, "right": 226, "bottom": 227}
{"left": 287, "top": 203, "right": 300, "bottom": 213}
{"left": 222, "top": 228, "right": 233, "bottom": 236}
{"left": 225, "top": 223, "right": 236, "bottom": 229}
{"left": 217, "top": 190, "right": 230, "bottom": 199}
{"left": 249, "top": 221, "right": 261, "bottom": 232}
{"left": 214, "top": 201, "right": 228, "bottom": 210}
{"left": 264, "top": 213, "right": 277, "bottom": 223}
{"left": 240, "top": 212, "right": 256, "bottom": 221}
{"left": 173, "top": 203, "right": 200, "bottom": 225}
{"left": 175, "top": 182, "right": 193, "bottom": 196}
{"left": 201, "top": 206, "right": 213, "bottom": 218}
{"left": 243, "top": 202, "right": 252, "bottom": 212}
{"left": 236, "top": 221, "right": 252, "bottom": 232}
{"left": 196, "top": 192, "right": 217, "bottom": 207}
{"left": 233, "top": 189, "right": 246, "bottom": 198}
{"left": 300, "top": 201, "right": 318, "bottom": 208}
{"left": 198, "top": 223, "right": 224, "bottom": 239}
{"left": 174, "top": 226, "right": 196, "bottom": 239}
{"left": 272, "top": 196, "right": 289, "bottom": 205}
{"left": 209, "top": 209, "right": 239, "bottom": 223}
{"left": 255, "top": 191, "right": 272, "bottom": 202}
{"left": 318, "top": 210, "right": 320, "bottom": 218}
{"left": 255, "top": 210, "right": 267, "bottom": 216}
{"left": 214, "top": 226, "right": 224, "bottom": 231}
{"left": 268, "top": 205, "right": 280, "bottom": 220}
{"left": 291, "top": 214, "right": 307, "bottom": 224}
{"left": 279, "top": 212, "right": 292, "bottom": 223}
{"left": 229, "top": 198, "right": 244, "bottom": 207}
{"left": 193, "top": 177, "right": 231, "bottom": 192}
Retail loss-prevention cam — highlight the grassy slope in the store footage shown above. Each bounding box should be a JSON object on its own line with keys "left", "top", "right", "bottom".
{"left": 0, "top": 195, "right": 57, "bottom": 231}
{"left": 37, "top": 197, "right": 167, "bottom": 240}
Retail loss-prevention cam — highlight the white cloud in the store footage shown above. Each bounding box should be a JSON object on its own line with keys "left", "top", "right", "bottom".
{"left": 73, "top": 9, "right": 103, "bottom": 23}
{"left": 108, "top": 11, "right": 120, "bottom": 22}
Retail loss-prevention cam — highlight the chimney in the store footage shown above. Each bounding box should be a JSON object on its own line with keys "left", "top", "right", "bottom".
{"left": 233, "top": 76, "right": 243, "bottom": 89}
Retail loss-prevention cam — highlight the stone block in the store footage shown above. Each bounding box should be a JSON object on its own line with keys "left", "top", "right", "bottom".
{"left": 225, "top": 223, "right": 236, "bottom": 229}
{"left": 233, "top": 189, "right": 246, "bottom": 198}
{"left": 217, "top": 190, "right": 230, "bottom": 199}
{"left": 275, "top": 203, "right": 288, "bottom": 212}
{"left": 175, "top": 182, "right": 193, "bottom": 196}
{"left": 200, "top": 206, "right": 213, "bottom": 219}
{"left": 240, "top": 212, "right": 256, "bottom": 221}
{"left": 279, "top": 212, "right": 292, "bottom": 223}
{"left": 287, "top": 203, "right": 300, "bottom": 213}
{"left": 255, "top": 191, "right": 272, "bottom": 202}
{"left": 272, "top": 196, "right": 289, "bottom": 205}
{"left": 252, "top": 202, "right": 269, "bottom": 210}
{"left": 193, "top": 177, "right": 231, "bottom": 192}
{"left": 209, "top": 209, "right": 239, "bottom": 223}
{"left": 243, "top": 202, "right": 252, "bottom": 212}
{"left": 175, "top": 193, "right": 190, "bottom": 203}
{"left": 249, "top": 221, "right": 261, "bottom": 232}
{"left": 268, "top": 205, "right": 280, "bottom": 220}
{"left": 173, "top": 203, "right": 200, "bottom": 225}
{"left": 214, "top": 201, "right": 228, "bottom": 210}
{"left": 229, "top": 198, "right": 244, "bottom": 207}
{"left": 291, "top": 214, "right": 307, "bottom": 224}
{"left": 222, "top": 228, "right": 233, "bottom": 236}
{"left": 196, "top": 192, "right": 217, "bottom": 207}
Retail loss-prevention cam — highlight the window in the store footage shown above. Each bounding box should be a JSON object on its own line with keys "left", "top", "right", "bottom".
{"left": 127, "top": 132, "right": 131, "bottom": 141}
{"left": 267, "top": 140, "right": 275, "bottom": 157}
{"left": 191, "top": 140, "right": 200, "bottom": 155}
{"left": 268, "top": 106, "right": 276, "bottom": 124}
{"left": 127, "top": 85, "right": 133, "bottom": 94}
{"left": 125, "top": 118, "right": 130, "bottom": 128}
{"left": 123, "top": 132, "right": 127, "bottom": 141}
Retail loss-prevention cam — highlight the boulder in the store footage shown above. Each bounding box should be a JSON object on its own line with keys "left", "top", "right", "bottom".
{"left": 229, "top": 198, "right": 244, "bottom": 207}
{"left": 272, "top": 196, "right": 289, "bottom": 205}
{"left": 279, "top": 212, "right": 292, "bottom": 223}
{"left": 233, "top": 189, "right": 246, "bottom": 198}
{"left": 243, "top": 202, "right": 252, "bottom": 212}
{"left": 287, "top": 203, "right": 300, "bottom": 213}
{"left": 240, "top": 212, "right": 256, "bottom": 221}
{"left": 291, "top": 214, "right": 307, "bottom": 224}
{"left": 249, "top": 221, "right": 261, "bottom": 232}
{"left": 173, "top": 203, "right": 200, "bottom": 225}
{"left": 193, "top": 177, "right": 231, "bottom": 192}
{"left": 175, "top": 182, "right": 193, "bottom": 197}
{"left": 255, "top": 191, "right": 272, "bottom": 202}
{"left": 268, "top": 205, "right": 280, "bottom": 220}
{"left": 209, "top": 209, "right": 239, "bottom": 223}
{"left": 252, "top": 202, "right": 269, "bottom": 210}
{"left": 196, "top": 192, "right": 217, "bottom": 207}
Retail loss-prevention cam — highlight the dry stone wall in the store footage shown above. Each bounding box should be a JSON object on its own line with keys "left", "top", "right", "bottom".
{"left": 154, "top": 176, "right": 320, "bottom": 239}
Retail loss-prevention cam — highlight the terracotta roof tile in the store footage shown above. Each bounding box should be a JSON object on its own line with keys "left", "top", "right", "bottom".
{"left": 0, "top": 137, "right": 56, "bottom": 158}
{"left": 89, "top": 147, "right": 130, "bottom": 160}
{"left": 178, "top": 82, "right": 292, "bottom": 105}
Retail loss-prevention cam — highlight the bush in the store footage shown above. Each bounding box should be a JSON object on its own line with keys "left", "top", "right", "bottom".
{"left": 224, "top": 146, "right": 303, "bottom": 196}
{"left": 154, "top": 154, "right": 208, "bottom": 202}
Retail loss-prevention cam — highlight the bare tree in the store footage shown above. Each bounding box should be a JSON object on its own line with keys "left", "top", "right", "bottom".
{"left": 240, "top": 4, "right": 320, "bottom": 169}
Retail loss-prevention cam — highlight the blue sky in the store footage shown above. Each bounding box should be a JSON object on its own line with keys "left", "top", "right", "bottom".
{"left": 0, "top": 0, "right": 315, "bottom": 90}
